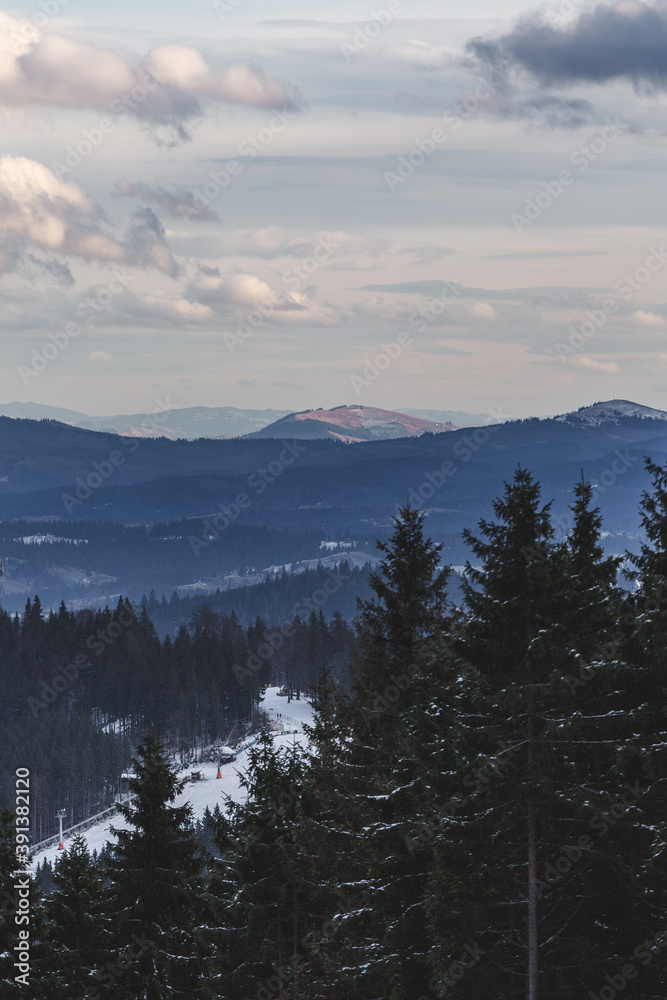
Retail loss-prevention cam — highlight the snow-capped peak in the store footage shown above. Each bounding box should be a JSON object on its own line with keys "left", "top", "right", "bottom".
{"left": 555, "top": 399, "right": 667, "bottom": 427}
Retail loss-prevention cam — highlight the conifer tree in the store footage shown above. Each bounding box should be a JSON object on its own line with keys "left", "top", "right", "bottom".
{"left": 209, "top": 729, "right": 310, "bottom": 1000}
{"left": 105, "top": 734, "right": 206, "bottom": 999}
{"left": 314, "top": 505, "right": 451, "bottom": 999}
{"left": 425, "top": 468, "right": 661, "bottom": 999}
{"left": 38, "top": 834, "right": 108, "bottom": 999}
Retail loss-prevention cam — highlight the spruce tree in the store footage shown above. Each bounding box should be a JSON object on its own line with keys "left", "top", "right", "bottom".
{"left": 425, "top": 468, "right": 661, "bottom": 999}
{"left": 105, "top": 734, "right": 206, "bottom": 998}
{"left": 209, "top": 729, "right": 310, "bottom": 1000}
{"left": 313, "top": 504, "right": 451, "bottom": 999}
{"left": 38, "top": 834, "right": 108, "bottom": 999}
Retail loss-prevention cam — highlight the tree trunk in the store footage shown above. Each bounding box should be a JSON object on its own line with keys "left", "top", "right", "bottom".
{"left": 527, "top": 684, "right": 538, "bottom": 1000}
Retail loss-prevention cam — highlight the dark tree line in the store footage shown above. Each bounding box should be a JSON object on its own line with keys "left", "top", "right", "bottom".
{"left": 4, "top": 459, "right": 667, "bottom": 997}
{"left": 0, "top": 597, "right": 356, "bottom": 843}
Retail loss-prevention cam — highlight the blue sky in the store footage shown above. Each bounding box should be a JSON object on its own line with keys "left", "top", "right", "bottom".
{"left": 1, "top": 0, "right": 667, "bottom": 417}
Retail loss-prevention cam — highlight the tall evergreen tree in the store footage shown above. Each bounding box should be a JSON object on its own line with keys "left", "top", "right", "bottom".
{"left": 312, "top": 505, "right": 451, "bottom": 999}
{"left": 105, "top": 734, "right": 206, "bottom": 999}
{"left": 209, "top": 729, "right": 311, "bottom": 1000}
{"left": 38, "top": 834, "right": 108, "bottom": 999}
{"left": 425, "top": 468, "right": 661, "bottom": 999}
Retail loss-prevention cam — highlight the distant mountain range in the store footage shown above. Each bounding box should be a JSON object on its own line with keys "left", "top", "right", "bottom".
{"left": 0, "top": 397, "right": 665, "bottom": 610}
{"left": 247, "top": 405, "right": 458, "bottom": 442}
{"left": 0, "top": 403, "right": 292, "bottom": 439}
{"left": 0, "top": 399, "right": 664, "bottom": 532}
{"left": 0, "top": 402, "right": 491, "bottom": 440}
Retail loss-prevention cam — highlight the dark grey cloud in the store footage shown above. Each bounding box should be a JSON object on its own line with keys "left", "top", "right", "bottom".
{"left": 24, "top": 254, "right": 75, "bottom": 287}
{"left": 358, "top": 281, "right": 614, "bottom": 307}
{"left": 467, "top": 1, "right": 667, "bottom": 90}
{"left": 125, "top": 208, "right": 180, "bottom": 278}
{"left": 112, "top": 179, "right": 220, "bottom": 223}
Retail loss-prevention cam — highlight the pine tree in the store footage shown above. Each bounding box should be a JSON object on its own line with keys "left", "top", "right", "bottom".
{"left": 209, "top": 729, "right": 311, "bottom": 1000}
{"left": 425, "top": 468, "right": 662, "bottom": 999}
{"left": 105, "top": 734, "right": 207, "bottom": 999}
{"left": 310, "top": 504, "right": 451, "bottom": 998}
{"left": 38, "top": 834, "right": 108, "bottom": 998}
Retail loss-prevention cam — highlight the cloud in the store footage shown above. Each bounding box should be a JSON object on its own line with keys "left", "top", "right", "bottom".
{"left": 486, "top": 251, "right": 602, "bottom": 260}
{"left": 124, "top": 208, "right": 180, "bottom": 278}
{"left": 633, "top": 309, "right": 666, "bottom": 327}
{"left": 0, "top": 155, "right": 126, "bottom": 265}
{"left": 90, "top": 351, "right": 113, "bottom": 363}
{"left": 467, "top": 0, "right": 667, "bottom": 91}
{"left": 0, "top": 157, "right": 183, "bottom": 278}
{"left": 112, "top": 179, "right": 220, "bottom": 223}
{"left": 0, "top": 14, "right": 297, "bottom": 142}
{"left": 398, "top": 244, "right": 456, "bottom": 266}
{"left": 572, "top": 355, "right": 620, "bottom": 373}
{"left": 141, "top": 295, "right": 214, "bottom": 322}
{"left": 470, "top": 302, "right": 497, "bottom": 320}
{"left": 188, "top": 271, "right": 342, "bottom": 326}
{"left": 357, "top": 281, "right": 612, "bottom": 306}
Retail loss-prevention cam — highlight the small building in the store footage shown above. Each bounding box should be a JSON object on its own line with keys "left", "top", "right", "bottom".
{"left": 189, "top": 770, "right": 203, "bottom": 782}
{"left": 219, "top": 746, "right": 237, "bottom": 765}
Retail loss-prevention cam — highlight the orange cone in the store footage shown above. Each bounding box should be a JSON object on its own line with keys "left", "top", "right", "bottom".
{"left": 217, "top": 767, "right": 222, "bottom": 779}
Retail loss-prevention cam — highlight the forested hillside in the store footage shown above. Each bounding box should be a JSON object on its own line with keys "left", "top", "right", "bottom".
{"left": 0, "top": 598, "right": 356, "bottom": 843}
{"left": 3, "top": 460, "right": 667, "bottom": 997}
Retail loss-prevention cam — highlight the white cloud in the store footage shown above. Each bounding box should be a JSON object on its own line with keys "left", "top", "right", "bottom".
{"left": 0, "top": 155, "right": 124, "bottom": 262}
{"left": 0, "top": 15, "right": 296, "bottom": 142}
{"left": 572, "top": 356, "right": 620, "bottom": 373}
{"left": 633, "top": 309, "right": 665, "bottom": 328}
{"left": 142, "top": 295, "right": 214, "bottom": 321}
{"left": 470, "top": 302, "right": 497, "bottom": 320}
{"left": 89, "top": 350, "right": 113, "bottom": 363}
{"left": 0, "top": 158, "right": 181, "bottom": 277}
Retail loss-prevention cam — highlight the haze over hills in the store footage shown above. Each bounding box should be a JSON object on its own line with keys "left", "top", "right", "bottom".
{"left": 0, "top": 402, "right": 492, "bottom": 440}
{"left": 400, "top": 407, "right": 503, "bottom": 427}
{"left": 0, "top": 402, "right": 292, "bottom": 439}
{"left": 247, "top": 405, "right": 458, "bottom": 442}
{"left": 0, "top": 398, "right": 666, "bottom": 617}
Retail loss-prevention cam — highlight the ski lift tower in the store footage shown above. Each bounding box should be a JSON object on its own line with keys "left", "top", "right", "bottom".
{"left": 56, "top": 809, "right": 66, "bottom": 850}
{"left": 0, "top": 557, "right": 4, "bottom": 611}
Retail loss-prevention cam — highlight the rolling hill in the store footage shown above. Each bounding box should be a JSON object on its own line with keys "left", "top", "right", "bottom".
{"left": 246, "top": 404, "right": 457, "bottom": 441}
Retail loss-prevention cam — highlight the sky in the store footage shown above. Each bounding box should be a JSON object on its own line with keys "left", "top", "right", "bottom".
{"left": 1, "top": 0, "right": 667, "bottom": 418}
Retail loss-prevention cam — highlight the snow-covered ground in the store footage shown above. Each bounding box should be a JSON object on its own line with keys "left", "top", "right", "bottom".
{"left": 32, "top": 688, "right": 314, "bottom": 870}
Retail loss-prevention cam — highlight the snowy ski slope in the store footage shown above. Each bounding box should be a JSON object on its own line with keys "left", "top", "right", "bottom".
{"left": 32, "top": 688, "right": 313, "bottom": 869}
